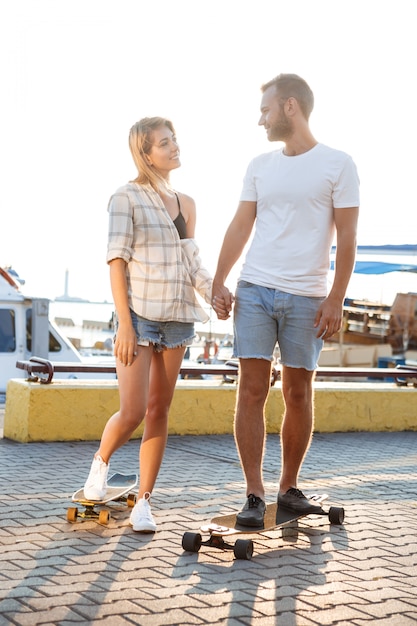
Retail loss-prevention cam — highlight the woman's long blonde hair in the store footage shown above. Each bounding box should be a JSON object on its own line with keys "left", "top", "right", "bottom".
{"left": 129, "top": 117, "right": 176, "bottom": 194}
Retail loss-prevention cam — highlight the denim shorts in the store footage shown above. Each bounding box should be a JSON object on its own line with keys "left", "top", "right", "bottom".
{"left": 233, "top": 280, "right": 325, "bottom": 370}
{"left": 114, "top": 309, "right": 195, "bottom": 352}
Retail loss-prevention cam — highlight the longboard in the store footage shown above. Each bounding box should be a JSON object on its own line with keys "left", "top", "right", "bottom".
{"left": 67, "top": 472, "right": 138, "bottom": 525}
{"left": 182, "top": 494, "right": 344, "bottom": 560}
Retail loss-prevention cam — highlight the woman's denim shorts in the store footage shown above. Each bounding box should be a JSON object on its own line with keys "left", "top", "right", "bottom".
{"left": 233, "top": 280, "right": 325, "bottom": 370}
{"left": 114, "top": 309, "right": 195, "bottom": 353}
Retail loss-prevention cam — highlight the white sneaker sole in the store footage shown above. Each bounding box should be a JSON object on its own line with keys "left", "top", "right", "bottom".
{"left": 83, "top": 489, "right": 107, "bottom": 501}
{"left": 130, "top": 521, "right": 157, "bottom": 533}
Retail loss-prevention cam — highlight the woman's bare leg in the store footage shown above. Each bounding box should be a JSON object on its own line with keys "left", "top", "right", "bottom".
{"left": 137, "top": 346, "right": 185, "bottom": 498}
{"left": 96, "top": 345, "right": 153, "bottom": 463}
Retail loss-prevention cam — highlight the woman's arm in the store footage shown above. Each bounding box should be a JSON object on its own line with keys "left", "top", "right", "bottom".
{"left": 109, "top": 258, "right": 137, "bottom": 366}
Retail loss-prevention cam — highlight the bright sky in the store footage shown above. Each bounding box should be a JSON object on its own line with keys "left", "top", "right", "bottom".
{"left": 1, "top": 0, "right": 416, "bottom": 304}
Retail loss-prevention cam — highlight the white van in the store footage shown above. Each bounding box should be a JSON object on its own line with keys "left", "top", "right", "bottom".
{"left": 0, "top": 267, "right": 115, "bottom": 393}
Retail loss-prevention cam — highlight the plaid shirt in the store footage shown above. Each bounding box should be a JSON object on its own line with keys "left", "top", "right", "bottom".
{"left": 106, "top": 183, "right": 212, "bottom": 323}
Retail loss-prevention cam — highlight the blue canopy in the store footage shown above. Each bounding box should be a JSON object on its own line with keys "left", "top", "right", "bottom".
{"left": 330, "top": 243, "right": 417, "bottom": 273}
{"left": 330, "top": 261, "right": 417, "bottom": 274}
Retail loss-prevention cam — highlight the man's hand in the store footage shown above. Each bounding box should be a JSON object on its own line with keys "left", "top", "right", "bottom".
{"left": 314, "top": 296, "right": 343, "bottom": 340}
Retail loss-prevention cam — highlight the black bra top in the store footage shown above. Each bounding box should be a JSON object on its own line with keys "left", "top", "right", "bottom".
{"left": 172, "top": 193, "right": 187, "bottom": 239}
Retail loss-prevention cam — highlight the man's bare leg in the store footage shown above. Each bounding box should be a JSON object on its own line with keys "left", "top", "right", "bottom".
{"left": 276, "top": 365, "right": 322, "bottom": 514}
{"left": 279, "top": 365, "right": 315, "bottom": 494}
{"left": 234, "top": 358, "right": 272, "bottom": 500}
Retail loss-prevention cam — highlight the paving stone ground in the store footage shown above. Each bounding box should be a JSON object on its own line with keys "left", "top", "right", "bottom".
{"left": 1, "top": 401, "right": 417, "bottom": 625}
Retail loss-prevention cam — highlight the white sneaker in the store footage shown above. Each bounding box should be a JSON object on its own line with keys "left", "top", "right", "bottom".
{"left": 83, "top": 455, "right": 109, "bottom": 501}
{"left": 129, "top": 492, "right": 157, "bottom": 533}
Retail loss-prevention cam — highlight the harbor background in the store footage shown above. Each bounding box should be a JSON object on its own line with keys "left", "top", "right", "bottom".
{"left": 49, "top": 298, "right": 233, "bottom": 356}
{"left": 48, "top": 257, "right": 417, "bottom": 352}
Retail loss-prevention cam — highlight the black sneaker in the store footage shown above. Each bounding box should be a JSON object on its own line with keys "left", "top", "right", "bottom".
{"left": 278, "top": 488, "right": 323, "bottom": 514}
{"left": 236, "top": 494, "right": 266, "bottom": 527}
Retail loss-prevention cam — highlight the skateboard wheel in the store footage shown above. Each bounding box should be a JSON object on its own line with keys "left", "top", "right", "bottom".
{"left": 234, "top": 539, "right": 254, "bottom": 560}
{"left": 328, "top": 506, "right": 345, "bottom": 525}
{"left": 67, "top": 507, "right": 78, "bottom": 523}
{"left": 127, "top": 494, "right": 136, "bottom": 508}
{"left": 182, "top": 532, "right": 202, "bottom": 553}
{"left": 99, "top": 510, "right": 110, "bottom": 525}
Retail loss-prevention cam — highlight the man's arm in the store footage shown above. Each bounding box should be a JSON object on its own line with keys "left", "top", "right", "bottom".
{"left": 314, "top": 206, "right": 359, "bottom": 340}
{"left": 212, "top": 201, "right": 257, "bottom": 316}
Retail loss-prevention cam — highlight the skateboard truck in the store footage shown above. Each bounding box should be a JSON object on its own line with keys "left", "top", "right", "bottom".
{"left": 182, "top": 530, "right": 255, "bottom": 560}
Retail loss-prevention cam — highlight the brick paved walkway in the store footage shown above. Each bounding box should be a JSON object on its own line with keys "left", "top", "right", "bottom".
{"left": 1, "top": 411, "right": 417, "bottom": 624}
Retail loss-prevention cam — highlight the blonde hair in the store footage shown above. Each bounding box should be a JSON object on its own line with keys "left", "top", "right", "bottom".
{"left": 129, "top": 117, "right": 176, "bottom": 193}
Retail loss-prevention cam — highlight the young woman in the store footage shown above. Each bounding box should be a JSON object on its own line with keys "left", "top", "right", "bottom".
{"left": 83, "top": 117, "right": 231, "bottom": 532}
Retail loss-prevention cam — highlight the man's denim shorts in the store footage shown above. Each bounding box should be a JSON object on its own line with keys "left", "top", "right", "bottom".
{"left": 233, "top": 280, "right": 325, "bottom": 371}
{"left": 114, "top": 309, "right": 195, "bottom": 353}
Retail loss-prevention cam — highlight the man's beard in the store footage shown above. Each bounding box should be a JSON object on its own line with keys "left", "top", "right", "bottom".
{"left": 269, "top": 117, "right": 293, "bottom": 142}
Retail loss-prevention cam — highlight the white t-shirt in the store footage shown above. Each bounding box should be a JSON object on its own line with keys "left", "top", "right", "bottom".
{"left": 239, "top": 143, "right": 360, "bottom": 297}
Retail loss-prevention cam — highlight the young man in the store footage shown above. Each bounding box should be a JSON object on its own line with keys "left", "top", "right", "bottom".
{"left": 211, "top": 73, "right": 359, "bottom": 526}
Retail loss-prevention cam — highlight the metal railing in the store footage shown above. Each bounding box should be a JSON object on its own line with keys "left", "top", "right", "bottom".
{"left": 15, "top": 357, "right": 417, "bottom": 387}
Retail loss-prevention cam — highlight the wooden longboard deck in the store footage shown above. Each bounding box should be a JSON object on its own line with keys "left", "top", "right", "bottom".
{"left": 72, "top": 472, "right": 138, "bottom": 505}
{"left": 183, "top": 494, "right": 344, "bottom": 560}
{"left": 203, "top": 494, "right": 328, "bottom": 536}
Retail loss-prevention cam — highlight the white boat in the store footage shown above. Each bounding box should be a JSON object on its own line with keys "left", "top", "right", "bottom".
{"left": 0, "top": 267, "right": 116, "bottom": 394}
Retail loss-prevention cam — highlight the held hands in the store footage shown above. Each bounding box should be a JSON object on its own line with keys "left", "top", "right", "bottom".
{"left": 211, "top": 283, "right": 234, "bottom": 320}
{"left": 314, "top": 296, "right": 343, "bottom": 340}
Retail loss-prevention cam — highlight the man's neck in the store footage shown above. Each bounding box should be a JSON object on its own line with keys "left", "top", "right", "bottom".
{"left": 283, "top": 138, "right": 318, "bottom": 157}
{"left": 283, "top": 128, "right": 317, "bottom": 156}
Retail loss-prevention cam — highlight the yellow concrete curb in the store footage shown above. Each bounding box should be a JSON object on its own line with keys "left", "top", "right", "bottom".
{"left": 4, "top": 378, "right": 417, "bottom": 442}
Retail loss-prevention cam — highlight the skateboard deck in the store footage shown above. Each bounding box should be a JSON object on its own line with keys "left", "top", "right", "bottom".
{"left": 182, "top": 494, "right": 344, "bottom": 560}
{"left": 67, "top": 472, "right": 138, "bottom": 525}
